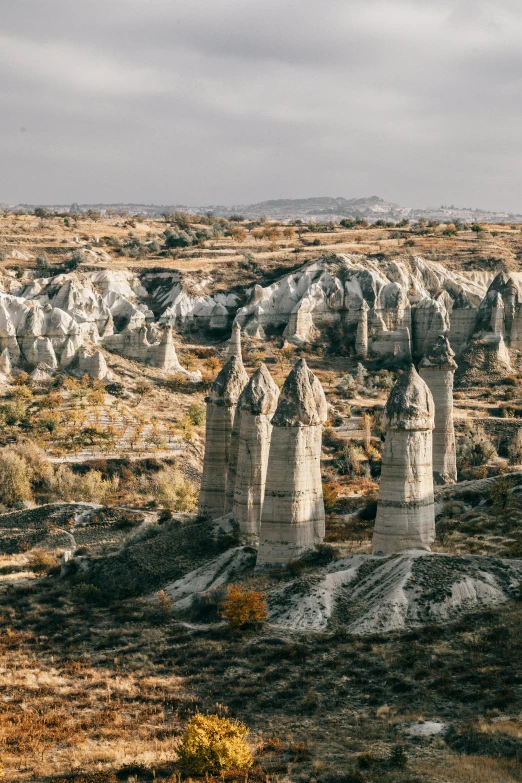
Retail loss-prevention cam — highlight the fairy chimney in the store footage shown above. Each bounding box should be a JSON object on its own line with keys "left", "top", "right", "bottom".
{"left": 420, "top": 334, "right": 457, "bottom": 484}
{"left": 372, "top": 365, "right": 435, "bottom": 555}
{"left": 257, "top": 359, "right": 327, "bottom": 565}
{"left": 198, "top": 355, "right": 248, "bottom": 518}
{"left": 232, "top": 364, "right": 280, "bottom": 537}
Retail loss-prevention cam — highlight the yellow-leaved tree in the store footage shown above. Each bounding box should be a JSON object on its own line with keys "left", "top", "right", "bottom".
{"left": 220, "top": 584, "right": 268, "bottom": 630}
{"left": 178, "top": 713, "right": 253, "bottom": 775}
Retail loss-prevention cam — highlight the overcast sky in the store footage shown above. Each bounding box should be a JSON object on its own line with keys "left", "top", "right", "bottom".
{"left": 1, "top": 0, "right": 522, "bottom": 211}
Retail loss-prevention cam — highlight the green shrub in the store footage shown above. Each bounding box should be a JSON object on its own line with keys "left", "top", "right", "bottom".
{"left": 187, "top": 402, "right": 205, "bottom": 426}
{"left": 177, "top": 714, "right": 253, "bottom": 775}
{"left": 71, "top": 583, "right": 104, "bottom": 605}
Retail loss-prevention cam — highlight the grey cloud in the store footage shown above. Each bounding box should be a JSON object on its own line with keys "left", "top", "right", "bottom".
{"left": 0, "top": 0, "right": 521, "bottom": 210}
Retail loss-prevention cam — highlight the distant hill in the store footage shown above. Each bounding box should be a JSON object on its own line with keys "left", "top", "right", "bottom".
{"left": 6, "top": 195, "right": 522, "bottom": 223}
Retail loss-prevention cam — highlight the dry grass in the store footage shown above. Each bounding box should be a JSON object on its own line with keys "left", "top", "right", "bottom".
{"left": 415, "top": 753, "right": 522, "bottom": 782}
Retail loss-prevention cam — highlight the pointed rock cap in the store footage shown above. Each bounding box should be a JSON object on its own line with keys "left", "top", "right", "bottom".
{"left": 226, "top": 321, "right": 242, "bottom": 359}
{"left": 488, "top": 270, "right": 511, "bottom": 292}
{"left": 420, "top": 334, "right": 457, "bottom": 371}
{"left": 208, "top": 355, "right": 248, "bottom": 406}
{"left": 239, "top": 364, "right": 279, "bottom": 416}
{"left": 453, "top": 290, "right": 475, "bottom": 310}
{"left": 272, "top": 358, "right": 327, "bottom": 427}
{"left": 359, "top": 299, "right": 369, "bottom": 313}
{"left": 384, "top": 365, "right": 434, "bottom": 431}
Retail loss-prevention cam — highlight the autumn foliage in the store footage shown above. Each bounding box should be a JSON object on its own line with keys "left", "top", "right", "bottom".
{"left": 220, "top": 584, "right": 268, "bottom": 630}
{"left": 178, "top": 713, "right": 253, "bottom": 775}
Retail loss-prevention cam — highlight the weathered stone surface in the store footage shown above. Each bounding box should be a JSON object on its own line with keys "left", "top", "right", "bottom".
{"left": 420, "top": 335, "right": 457, "bottom": 484}
{"left": 257, "top": 359, "right": 327, "bottom": 565}
{"left": 198, "top": 356, "right": 248, "bottom": 518}
{"left": 0, "top": 348, "right": 11, "bottom": 375}
{"left": 149, "top": 327, "right": 183, "bottom": 373}
{"left": 232, "top": 365, "right": 280, "bottom": 536}
{"left": 355, "top": 300, "right": 369, "bottom": 358}
{"left": 78, "top": 349, "right": 111, "bottom": 381}
{"left": 226, "top": 322, "right": 242, "bottom": 360}
{"left": 372, "top": 365, "right": 436, "bottom": 555}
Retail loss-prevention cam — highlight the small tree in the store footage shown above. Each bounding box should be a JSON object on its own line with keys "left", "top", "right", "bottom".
{"left": 220, "top": 584, "right": 268, "bottom": 630}
{"left": 187, "top": 402, "right": 205, "bottom": 425}
{"left": 0, "top": 450, "right": 33, "bottom": 506}
{"left": 508, "top": 429, "right": 522, "bottom": 465}
{"left": 35, "top": 252, "right": 50, "bottom": 276}
{"left": 178, "top": 714, "right": 253, "bottom": 776}
{"left": 488, "top": 477, "right": 515, "bottom": 510}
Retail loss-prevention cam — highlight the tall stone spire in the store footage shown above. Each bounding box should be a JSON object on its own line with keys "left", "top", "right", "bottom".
{"left": 226, "top": 322, "right": 242, "bottom": 360}
{"left": 232, "top": 364, "right": 279, "bottom": 537}
{"left": 198, "top": 355, "right": 248, "bottom": 518}
{"left": 419, "top": 334, "right": 458, "bottom": 484}
{"left": 257, "top": 358, "right": 327, "bottom": 565}
{"left": 372, "top": 365, "right": 435, "bottom": 555}
{"left": 355, "top": 300, "right": 369, "bottom": 358}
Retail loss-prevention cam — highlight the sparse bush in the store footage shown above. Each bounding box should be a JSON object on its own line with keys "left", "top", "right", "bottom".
{"left": 133, "top": 466, "right": 197, "bottom": 511}
{"left": 71, "top": 583, "right": 104, "bottom": 605}
{"left": 488, "top": 477, "right": 515, "bottom": 510}
{"left": 389, "top": 744, "right": 408, "bottom": 768}
{"left": 150, "top": 589, "right": 173, "bottom": 625}
{"left": 178, "top": 713, "right": 253, "bottom": 776}
{"left": 457, "top": 425, "right": 497, "bottom": 470}
{"left": 323, "top": 482, "right": 340, "bottom": 510}
{"left": 220, "top": 584, "right": 268, "bottom": 630}
{"left": 187, "top": 402, "right": 205, "bottom": 426}
{"left": 27, "top": 548, "right": 60, "bottom": 575}
{"left": 336, "top": 443, "right": 366, "bottom": 477}
{"left": 508, "top": 429, "right": 522, "bottom": 465}
{"left": 0, "top": 450, "right": 33, "bottom": 506}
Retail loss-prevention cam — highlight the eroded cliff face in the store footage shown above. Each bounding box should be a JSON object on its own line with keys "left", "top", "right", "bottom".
{"left": 0, "top": 256, "right": 519, "bottom": 380}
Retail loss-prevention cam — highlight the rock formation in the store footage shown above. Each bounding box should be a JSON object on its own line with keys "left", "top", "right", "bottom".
{"left": 355, "top": 300, "right": 369, "bottom": 358}
{"left": 78, "top": 349, "right": 111, "bottom": 381}
{"left": 0, "top": 256, "right": 520, "bottom": 380}
{"left": 372, "top": 365, "right": 436, "bottom": 555}
{"left": 232, "top": 365, "right": 280, "bottom": 537}
{"left": 226, "top": 322, "right": 242, "bottom": 360}
{"left": 0, "top": 348, "right": 11, "bottom": 376}
{"left": 149, "top": 327, "right": 184, "bottom": 373}
{"left": 198, "top": 355, "right": 248, "bottom": 518}
{"left": 257, "top": 359, "right": 327, "bottom": 566}
{"left": 420, "top": 335, "right": 457, "bottom": 484}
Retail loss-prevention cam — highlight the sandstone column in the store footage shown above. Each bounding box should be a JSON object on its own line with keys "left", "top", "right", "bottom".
{"left": 372, "top": 364, "right": 435, "bottom": 555}
{"left": 419, "top": 334, "right": 457, "bottom": 484}
{"left": 198, "top": 355, "right": 248, "bottom": 518}
{"left": 226, "top": 322, "right": 242, "bottom": 360}
{"left": 232, "top": 364, "right": 280, "bottom": 537}
{"left": 257, "top": 358, "right": 327, "bottom": 565}
{"left": 355, "top": 300, "right": 369, "bottom": 358}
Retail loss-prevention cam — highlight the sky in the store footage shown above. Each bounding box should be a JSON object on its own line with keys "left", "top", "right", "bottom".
{"left": 1, "top": 0, "right": 522, "bottom": 211}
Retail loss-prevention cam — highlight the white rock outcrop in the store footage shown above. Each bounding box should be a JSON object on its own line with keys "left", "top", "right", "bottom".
{"left": 198, "top": 355, "right": 248, "bottom": 518}
{"left": 232, "top": 364, "right": 280, "bottom": 537}
{"left": 257, "top": 359, "right": 327, "bottom": 566}
{"left": 78, "top": 349, "right": 112, "bottom": 381}
{"left": 372, "top": 365, "right": 436, "bottom": 555}
{"left": 420, "top": 335, "right": 458, "bottom": 484}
